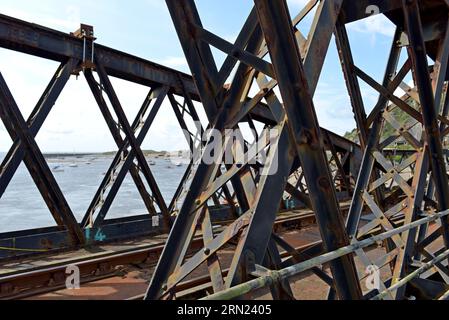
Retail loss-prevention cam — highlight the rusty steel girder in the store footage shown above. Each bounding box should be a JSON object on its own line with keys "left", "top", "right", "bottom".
{"left": 1, "top": 0, "right": 448, "bottom": 301}
{"left": 0, "top": 8, "right": 358, "bottom": 261}
{"left": 144, "top": 0, "right": 449, "bottom": 300}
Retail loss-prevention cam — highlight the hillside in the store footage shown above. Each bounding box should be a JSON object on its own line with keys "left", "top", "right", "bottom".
{"left": 344, "top": 98, "right": 420, "bottom": 149}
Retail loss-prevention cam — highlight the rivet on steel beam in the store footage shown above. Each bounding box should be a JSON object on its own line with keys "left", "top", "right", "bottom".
{"left": 298, "top": 129, "right": 312, "bottom": 145}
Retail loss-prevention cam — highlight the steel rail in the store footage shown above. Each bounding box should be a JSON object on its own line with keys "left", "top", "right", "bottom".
{"left": 0, "top": 208, "right": 331, "bottom": 299}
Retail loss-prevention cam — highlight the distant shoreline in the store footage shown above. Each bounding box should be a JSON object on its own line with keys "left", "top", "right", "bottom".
{"left": 40, "top": 150, "right": 186, "bottom": 159}
{"left": 43, "top": 153, "right": 96, "bottom": 159}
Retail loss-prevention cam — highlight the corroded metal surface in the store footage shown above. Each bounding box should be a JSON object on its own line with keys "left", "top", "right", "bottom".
{"left": 1, "top": 0, "right": 449, "bottom": 301}
{"left": 144, "top": 0, "right": 449, "bottom": 300}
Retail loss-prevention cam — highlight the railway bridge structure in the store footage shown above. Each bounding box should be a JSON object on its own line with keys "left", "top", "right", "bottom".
{"left": 0, "top": 0, "right": 449, "bottom": 300}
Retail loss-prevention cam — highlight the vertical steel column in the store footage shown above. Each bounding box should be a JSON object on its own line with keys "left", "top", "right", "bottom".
{"left": 334, "top": 16, "right": 368, "bottom": 148}
{"left": 416, "top": 23, "right": 449, "bottom": 257}
{"left": 254, "top": 0, "right": 362, "bottom": 299}
{"left": 402, "top": 0, "right": 449, "bottom": 252}
{"left": 146, "top": 0, "right": 265, "bottom": 299}
{"left": 346, "top": 28, "right": 403, "bottom": 239}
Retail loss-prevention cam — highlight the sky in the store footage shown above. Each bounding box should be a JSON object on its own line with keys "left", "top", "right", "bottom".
{"left": 0, "top": 0, "right": 403, "bottom": 153}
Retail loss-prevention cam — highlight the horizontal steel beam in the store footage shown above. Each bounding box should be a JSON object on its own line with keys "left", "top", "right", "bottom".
{"left": 0, "top": 10, "right": 362, "bottom": 264}
{"left": 0, "top": 215, "right": 163, "bottom": 260}
{"left": 0, "top": 14, "right": 197, "bottom": 97}
{"left": 0, "top": 14, "right": 282, "bottom": 124}
{"left": 0, "top": 13, "right": 370, "bottom": 139}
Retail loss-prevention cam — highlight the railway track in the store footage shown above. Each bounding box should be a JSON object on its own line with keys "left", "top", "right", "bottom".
{"left": 0, "top": 206, "right": 333, "bottom": 300}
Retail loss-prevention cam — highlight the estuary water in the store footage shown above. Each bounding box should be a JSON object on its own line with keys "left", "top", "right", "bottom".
{"left": 0, "top": 153, "right": 185, "bottom": 233}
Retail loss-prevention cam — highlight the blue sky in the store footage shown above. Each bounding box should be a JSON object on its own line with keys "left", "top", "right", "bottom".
{"left": 0, "top": 0, "right": 402, "bottom": 153}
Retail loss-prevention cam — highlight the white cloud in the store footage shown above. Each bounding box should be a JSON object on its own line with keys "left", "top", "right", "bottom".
{"left": 0, "top": 3, "right": 190, "bottom": 154}
{"left": 0, "top": 0, "right": 396, "bottom": 153}
{"left": 0, "top": 48, "right": 189, "bottom": 153}
{"left": 1, "top": 4, "right": 81, "bottom": 32}
{"left": 347, "top": 14, "right": 395, "bottom": 46}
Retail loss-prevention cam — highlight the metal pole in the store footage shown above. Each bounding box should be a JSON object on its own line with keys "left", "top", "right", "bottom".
{"left": 203, "top": 210, "right": 449, "bottom": 300}
{"left": 373, "top": 249, "right": 449, "bottom": 300}
{"left": 254, "top": 0, "right": 362, "bottom": 299}
{"left": 402, "top": 0, "right": 449, "bottom": 255}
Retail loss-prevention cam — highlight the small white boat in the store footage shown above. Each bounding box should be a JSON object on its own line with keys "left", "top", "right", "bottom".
{"left": 69, "top": 163, "right": 78, "bottom": 168}
{"left": 149, "top": 160, "right": 156, "bottom": 166}
{"left": 174, "top": 162, "right": 182, "bottom": 167}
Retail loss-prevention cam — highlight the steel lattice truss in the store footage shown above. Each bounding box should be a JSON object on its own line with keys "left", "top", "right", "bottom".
{"left": 143, "top": 0, "right": 449, "bottom": 300}
{"left": 0, "top": 0, "right": 448, "bottom": 300}
{"left": 0, "top": 6, "right": 357, "bottom": 260}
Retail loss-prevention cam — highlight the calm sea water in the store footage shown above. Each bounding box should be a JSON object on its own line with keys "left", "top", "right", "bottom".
{"left": 0, "top": 153, "right": 185, "bottom": 232}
